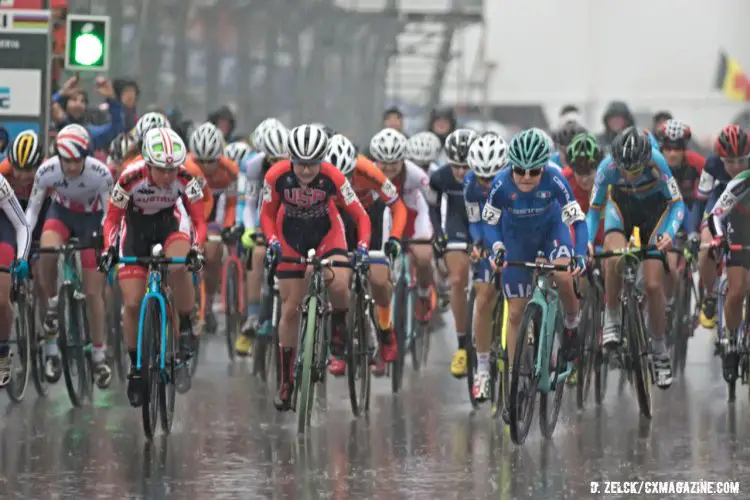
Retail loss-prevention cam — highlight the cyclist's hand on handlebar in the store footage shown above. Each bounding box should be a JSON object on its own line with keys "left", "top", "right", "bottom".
{"left": 241, "top": 227, "right": 257, "bottom": 250}
{"left": 11, "top": 259, "right": 29, "bottom": 282}
{"left": 490, "top": 242, "right": 505, "bottom": 271}
{"left": 656, "top": 233, "right": 673, "bottom": 252}
{"left": 97, "top": 246, "right": 117, "bottom": 273}
{"left": 355, "top": 242, "right": 370, "bottom": 271}
{"left": 264, "top": 237, "right": 281, "bottom": 268}
{"left": 709, "top": 235, "right": 727, "bottom": 261}
{"left": 186, "top": 247, "right": 205, "bottom": 273}
{"left": 569, "top": 255, "right": 586, "bottom": 276}
{"left": 432, "top": 233, "right": 448, "bottom": 258}
{"left": 470, "top": 242, "right": 483, "bottom": 261}
{"left": 383, "top": 237, "right": 401, "bottom": 263}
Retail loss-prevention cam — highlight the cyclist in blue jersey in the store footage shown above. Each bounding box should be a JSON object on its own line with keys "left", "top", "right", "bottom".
{"left": 482, "top": 128, "right": 588, "bottom": 389}
{"left": 428, "top": 129, "right": 479, "bottom": 379}
{"left": 586, "top": 127, "right": 686, "bottom": 388}
{"left": 463, "top": 134, "right": 508, "bottom": 401}
{"left": 695, "top": 125, "right": 750, "bottom": 329}
{"left": 551, "top": 121, "right": 586, "bottom": 168}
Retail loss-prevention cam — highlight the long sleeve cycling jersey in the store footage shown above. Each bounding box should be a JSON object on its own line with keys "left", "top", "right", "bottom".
{"left": 586, "top": 148, "right": 686, "bottom": 243}
{"left": 26, "top": 156, "right": 113, "bottom": 231}
{"left": 428, "top": 165, "right": 468, "bottom": 240}
{"left": 463, "top": 171, "right": 496, "bottom": 249}
{"left": 260, "top": 161, "right": 372, "bottom": 248}
{"left": 482, "top": 165, "right": 588, "bottom": 257}
{"left": 0, "top": 175, "right": 31, "bottom": 261}
{"left": 707, "top": 169, "right": 750, "bottom": 238}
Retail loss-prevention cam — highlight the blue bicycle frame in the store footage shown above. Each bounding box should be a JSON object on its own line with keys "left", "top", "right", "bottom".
{"left": 117, "top": 256, "right": 187, "bottom": 372}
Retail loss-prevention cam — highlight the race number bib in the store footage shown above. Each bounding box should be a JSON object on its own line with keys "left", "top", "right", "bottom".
{"left": 561, "top": 201, "right": 585, "bottom": 225}
{"left": 110, "top": 183, "right": 130, "bottom": 208}
{"left": 482, "top": 204, "right": 502, "bottom": 225}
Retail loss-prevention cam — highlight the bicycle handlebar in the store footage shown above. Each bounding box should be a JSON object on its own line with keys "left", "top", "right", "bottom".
{"left": 504, "top": 260, "right": 570, "bottom": 272}
{"left": 592, "top": 245, "right": 669, "bottom": 273}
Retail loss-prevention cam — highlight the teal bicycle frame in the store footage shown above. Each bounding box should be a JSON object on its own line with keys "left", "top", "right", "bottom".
{"left": 390, "top": 251, "right": 415, "bottom": 342}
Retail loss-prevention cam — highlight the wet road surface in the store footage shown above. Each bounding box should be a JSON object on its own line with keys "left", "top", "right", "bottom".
{"left": 0, "top": 314, "right": 747, "bottom": 499}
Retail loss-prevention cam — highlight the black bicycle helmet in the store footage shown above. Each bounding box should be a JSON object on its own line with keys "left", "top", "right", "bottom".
{"left": 444, "top": 128, "right": 478, "bottom": 165}
{"left": 554, "top": 121, "right": 587, "bottom": 147}
{"left": 611, "top": 126, "right": 652, "bottom": 171}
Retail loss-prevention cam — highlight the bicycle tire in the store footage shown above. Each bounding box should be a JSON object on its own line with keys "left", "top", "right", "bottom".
{"left": 76, "top": 293, "right": 94, "bottom": 401}
{"left": 509, "top": 303, "right": 541, "bottom": 445}
{"left": 409, "top": 285, "right": 421, "bottom": 372}
{"left": 391, "top": 279, "right": 407, "bottom": 394}
{"left": 297, "top": 295, "right": 318, "bottom": 433}
{"left": 465, "top": 286, "right": 478, "bottom": 409}
{"left": 189, "top": 278, "right": 202, "bottom": 377}
{"left": 624, "top": 298, "right": 652, "bottom": 419}
{"left": 593, "top": 295, "right": 607, "bottom": 406}
{"left": 490, "top": 294, "right": 506, "bottom": 418}
{"left": 271, "top": 290, "right": 281, "bottom": 387}
{"left": 141, "top": 298, "right": 160, "bottom": 439}
{"left": 313, "top": 295, "right": 330, "bottom": 411}
{"left": 671, "top": 276, "right": 688, "bottom": 377}
{"left": 346, "top": 293, "right": 372, "bottom": 416}
{"left": 224, "top": 261, "right": 240, "bottom": 362}
{"left": 57, "top": 284, "right": 87, "bottom": 407}
{"left": 160, "top": 295, "right": 178, "bottom": 433}
{"left": 539, "top": 310, "right": 566, "bottom": 438}
{"left": 30, "top": 292, "right": 48, "bottom": 398}
{"left": 576, "top": 288, "right": 598, "bottom": 409}
{"left": 109, "top": 284, "right": 128, "bottom": 382}
{"left": 7, "top": 294, "right": 31, "bottom": 403}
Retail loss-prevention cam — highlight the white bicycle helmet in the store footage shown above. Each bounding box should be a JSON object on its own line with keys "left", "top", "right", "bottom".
{"left": 260, "top": 122, "right": 290, "bottom": 158}
{"left": 134, "top": 112, "right": 171, "bottom": 142}
{"left": 467, "top": 134, "right": 508, "bottom": 178}
{"left": 190, "top": 122, "right": 224, "bottom": 161}
{"left": 252, "top": 117, "right": 283, "bottom": 151}
{"left": 406, "top": 131, "right": 441, "bottom": 164}
{"left": 224, "top": 141, "right": 253, "bottom": 165}
{"left": 370, "top": 128, "right": 407, "bottom": 163}
{"left": 55, "top": 124, "right": 90, "bottom": 160}
{"left": 288, "top": 124, "right": 328, "bottom": 162}
{"left": 324, "top": 134, "right": 358, "bottom": 176}
{"left": 142, "top": 128, "right": 187, "bottom": 169}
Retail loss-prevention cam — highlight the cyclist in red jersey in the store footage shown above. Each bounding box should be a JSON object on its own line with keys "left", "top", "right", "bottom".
{"left": 260, "top": 125, "right": 371, "bottom": 411}
{"left": 562, "top": 132, "right": 605, "bottom": 245}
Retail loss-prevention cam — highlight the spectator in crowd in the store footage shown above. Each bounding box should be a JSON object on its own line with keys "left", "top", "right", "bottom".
{"left": 113, "top": 78, "right": 140, "bottom": 131}
{"left": 429, "top": 107, "right": 457, "bottom": 165}
{"left": 208, "top": 105, "right": 237, "bottom": 142}
{"left": 383, "top": 107, "right": 404, "bottom": 132}
{"left": 166, "top": 107, "right": 194, "bottom": 144}
{"left": 597, "top": 100, "right": 635, "bottom": 151}
{"left": 652, "top": 110, "right": 672, "bottom": 131}
{"left": 50, "top": 75, "right": 124, "bottom": 151}
{"left": 0, "top": 127, "right": 7, "bottom": 155}
{"left": 558, "top": 104, "right": 584, "bottom": 127}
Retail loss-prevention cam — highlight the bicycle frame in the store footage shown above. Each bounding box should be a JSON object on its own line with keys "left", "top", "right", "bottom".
{"left": 119, "top": 255, "right": 187, "bottom": 372}
{"left": 390, "top": 251, "right": 415, "bottom": 341}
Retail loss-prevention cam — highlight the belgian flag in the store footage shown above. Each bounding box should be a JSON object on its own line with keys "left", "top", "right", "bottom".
{"left": 715, "top": 51, "right": 750, "bottom": 102}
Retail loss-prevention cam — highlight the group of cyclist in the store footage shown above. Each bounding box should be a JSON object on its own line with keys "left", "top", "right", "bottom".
{"left": 0, "top": 107, "right": 748, "bottom": 416}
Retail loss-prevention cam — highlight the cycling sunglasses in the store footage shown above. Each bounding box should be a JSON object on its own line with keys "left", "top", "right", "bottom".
{"left": 512, "top": 166, "right": 543, "bottom": 177}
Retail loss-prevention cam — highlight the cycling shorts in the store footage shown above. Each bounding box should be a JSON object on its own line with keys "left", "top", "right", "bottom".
{"left": 118, "top": 205, "right": 192, "bottom": 281}
{"left": 501, "top": 216, "right": 574, "bottom": 299}
{"left": 604, "top": 189, "right": 670, "bottom": 259}
{"left": 395, "top": 208, "right": 433, "bottom": 241}
{"left": 207, "top": 197, "right": 222, "bottom": 233}
{"left": 276, "top": 205, "right": 348, "bottom": 280}
{"left": 443, "top": 213, "right": 470, "bottom": 252}
{"left": 42, "top": 202, "right": 102, "bottom": 270}
{"left": 342, "top": 199, "right": 387, "bottom": 264}
{"left": 724, "top": 209, "right": 750, "bottom": 269}
{"left": 475, "top": 258, "right": 493, "bottom": 283}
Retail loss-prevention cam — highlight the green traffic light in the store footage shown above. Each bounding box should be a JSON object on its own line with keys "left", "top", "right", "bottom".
{"left": 73, "top": 25, "right": 104, "bottom": 66}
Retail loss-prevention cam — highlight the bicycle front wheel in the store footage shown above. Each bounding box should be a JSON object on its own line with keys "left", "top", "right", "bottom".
{"left": 347, "top": 293, "right": 372, "bottom": 416}
{"left": 159, "top": 296, "right": 178, "bottom": 433}
{"left": 296, "top": 295, "right": 318, "bottom": 433}
{"left": 108, "top": 284, "right": 129, "bottom": 382}
{"left": 7, "top": 293, "right": 31, "bottom": 402}
{"left": 141, "top": 298, "right": 162, "bottom": 439}
{"left": 509, "top": 303, "right": 541, "bottom": 445}
{"left": 539, "top": 311, "right": 566, "bottom": 439}
{"left": 465, "top": 286, "right": 478, "bottom": 409}
{"left": 224, "top": 260, "right": 240, "bottom": 362}
{"left": 391, "top": 279, "right": 408, "bottom": 394}
{"left": 30, "top": 292, "right": 48, "bottom": 398}
{"left": 57, "top": 284, "right": 89, "bottom": 407}
{"left": 577, "top": 288, "right": 599, "bottom": 410}
{"left": 624, "top": 299, "right": 652, "bottom": 419}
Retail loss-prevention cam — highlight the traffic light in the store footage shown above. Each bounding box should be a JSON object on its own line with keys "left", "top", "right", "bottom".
{"left": 65, "top": 14, "right": 110, "bottom": 71}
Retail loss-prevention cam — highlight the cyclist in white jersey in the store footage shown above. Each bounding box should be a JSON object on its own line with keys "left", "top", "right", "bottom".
{"left": 407, "top": 131, "right": 442, "bottom": 176}
{"left": 0, "top": 174, "right": 32, "bottom": 386}
{"left": 371, "top": 128, "right": 435, "bottom": 321}
{"left": 234, "top": 121, "right": 289, "bottom": 355}
{"left": 26, "top": 124, "right": 114, "bottom": 388}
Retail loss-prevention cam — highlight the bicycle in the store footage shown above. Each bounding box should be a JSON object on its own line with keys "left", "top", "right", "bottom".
{"left": 36, "top": 238, "right": 95, "bottom": 408}
{"left": 593, "top": 245, "right": 669, "bottom": 419}
{"left": 102, "top": 244, "right": 201, "bottom": 439}
{"left": 1, "top": 265, "right": 32, "bottom": 403}
{"left": 30, "top": 272, "right": 50, "bottom": 398}
{"left": 703, "top": 242, "right": 750, "bottom": 402}
{"left": 389, "top": 238, "right": 432, "bottom": 394}
{"left": 577, "top": 264, "right": 605, "bottom": 409}
{"left": 268, "top": 249, "right": 352, "bottom": 433}
{"left": 344, "top": 253, "right": 378, "bottom": 416}
{"left": 666, "top": 236, "right": 700, "bottom": 378}
{"left": 506, "top": 257, "right": 577, "bottom": 445}
{"left": 490, "top": 276, "right": 508, "bottom": 419}
{"left": 210, "top": 229, "right": 246, "bottom": 362}
{"left": 105, "top": 267, "right": 128, "bottom": 382}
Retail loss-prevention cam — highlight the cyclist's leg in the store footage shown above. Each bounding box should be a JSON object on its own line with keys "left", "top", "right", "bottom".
{"left": 408, "top": 210, "right": 435, "bottom": 321}
{"left": 699, "top": 193, "right": 720, "bottom": 327}
{"left": 546, "top": 220, "right": 580, "bottom": 357}
{"left": 723, "top": 212, "right": 750, "bottom": 334}
{"left": 501, "top": 229, "right": 538, "bottom": 368}
{"left": 320, "top": 211, "right": 352, "bottom": 364}
{"left": 472, "top": 259, "right": 495, "bottom": 399}
{"left": 0, "top": 216, "right": 16, "bottom": 387}
{"left": 366, "top": 202, "right": 396, "bottom": 371}
{"left": 601, "top": 192, "right": 632, "bottom": 346}
{"left": 202, "top": 201, "right": 222, "bottom": 332}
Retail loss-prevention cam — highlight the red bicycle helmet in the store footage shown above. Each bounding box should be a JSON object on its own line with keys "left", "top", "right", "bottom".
{"left": 714, "top": 125, "right": 750, "bottom": 158}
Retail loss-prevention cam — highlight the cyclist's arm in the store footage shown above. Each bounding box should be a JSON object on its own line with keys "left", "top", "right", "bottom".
{"left": 585, "top": 160, "right": 610, "bottom": 245}
{"left": 463, "top": 179, "right": 483, "bottom": 244}
{"left": 707, "top": 173, "right": 749, "bottom": 238}
{"left": 104, "top": 180, "right": 130, "bottom": 248}
{"left": 24, "top": 168, "right": 49, "bottom": 232}
{"left": 243, "top": 155, "right": 265, "bottom": 230}
{"left": 178, "top": 169, "right": 207, "bottom": 246}
{"left": 551, "top": 169, "right": 588, "bottom": 256}
{"left": 427, "top": 170, "right": 444, "bottom": 235}
{"left": 654, "top": 154, "right": 687, "bottom": 240}
{"left": 0, "top": 178, "right": 31, "bottom": 261}
{"left": 259, "top": 167, "right": 283, "bottom": 241}
{"left": 481, "top": 181, "right": 504, "bottom": 251}
{"left": 330, "top": 164, "right": 371, "bottom": 247}
{"left": 97, "top": 165, "right": 114, "bottom": 223}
